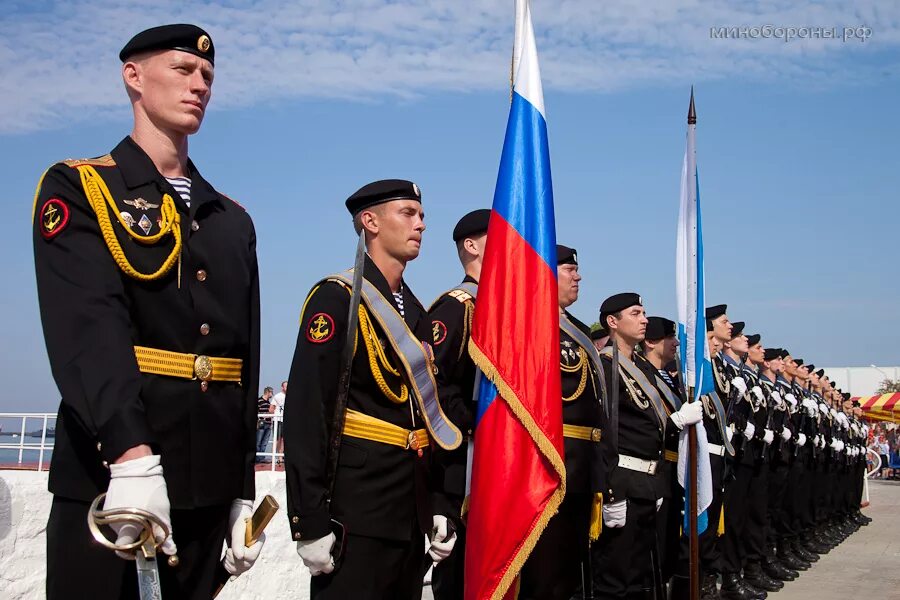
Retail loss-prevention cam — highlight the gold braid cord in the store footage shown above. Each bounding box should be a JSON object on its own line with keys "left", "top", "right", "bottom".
{"left": 561, "top": 348, "right": 588, "bottom": 402}
{"left": 77, "top": 165, "right": 181, "bottom": 281}
{"left": 359, "top": 305, "right": 408, "bottom": 404}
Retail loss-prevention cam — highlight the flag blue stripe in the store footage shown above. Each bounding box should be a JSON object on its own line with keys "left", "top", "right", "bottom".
{"left": 491, "top": 91, "right": 556, "bottom": 271}
{"left": 693, "top": 168, "right": 714, "bottom": 397}
{"left": 475, "top": 376, "right": 499, "bottom": 427}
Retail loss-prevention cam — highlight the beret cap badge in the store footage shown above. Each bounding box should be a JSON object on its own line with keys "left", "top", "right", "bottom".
{"left": 197, "top": 34, "right": 211, "bottom": 53}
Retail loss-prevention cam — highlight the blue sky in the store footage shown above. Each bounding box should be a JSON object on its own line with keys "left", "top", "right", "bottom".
{"left": 2, "top": 1, "right": 899, "bottom": 412}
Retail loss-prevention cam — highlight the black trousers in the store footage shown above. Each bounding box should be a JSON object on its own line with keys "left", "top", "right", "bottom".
{"left": 678, "top": 455, "right": 725, "bottom": 576}
{"left": 311, "top": 527, "right": 425, "bottom": 600}
{"left": 47, "top": 495, "right": 230, "bottom": 600}
{"left": 766, "top": 461, "right": 791, "bottom": 551}
{"left": 520, "top": 492, "right": 591, "bottom": 600}
{"left": 591, "top": 497, "right": 658, "bottom": 598}
{"left": 431, "top": 501, "right": 466, "bottom": 600}
{"left": 720, "top": 460, "right": 752, "bottom": 574}
{"left": 744, "top": 460, "right": 769, "bottom": 562}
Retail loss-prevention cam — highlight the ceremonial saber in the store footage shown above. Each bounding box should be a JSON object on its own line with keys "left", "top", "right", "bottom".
{"left": 88, "top": 493, "right": 179, "bottom": 600}
{"left": 212, "top": 494, "right": 280, "bottom": 598}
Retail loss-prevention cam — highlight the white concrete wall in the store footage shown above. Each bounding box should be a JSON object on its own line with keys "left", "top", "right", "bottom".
{"left": 822, "top": 366, "right": 900, "bottom": 397}
{"left": 0, "top": 470, "right": 312, "bottom": 600}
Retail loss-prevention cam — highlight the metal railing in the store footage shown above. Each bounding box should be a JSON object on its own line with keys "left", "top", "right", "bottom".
{"left": 0, "top": 413, "right": 57, "bottom": 471}
{"left": 0, "top": 412, "right": 286, "bottom": 473}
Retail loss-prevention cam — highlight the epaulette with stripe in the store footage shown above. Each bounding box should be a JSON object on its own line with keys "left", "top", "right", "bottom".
{"left": 448, "top": 289, "right": 473, "bottom": 303}
{"left": 61, "top": 154, "right": 115, "bottom": 168}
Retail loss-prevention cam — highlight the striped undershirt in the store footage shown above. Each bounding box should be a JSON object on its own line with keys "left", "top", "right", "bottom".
{"left": 165, "top": 176, "right": 192, "bottom": 207}
{"left": 392, "top": 286, "right": 405, "bottom": 317}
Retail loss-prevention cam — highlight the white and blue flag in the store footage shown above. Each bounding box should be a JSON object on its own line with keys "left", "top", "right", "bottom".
{"left": 675, "top": 89, "right": 713, "bottom": 534}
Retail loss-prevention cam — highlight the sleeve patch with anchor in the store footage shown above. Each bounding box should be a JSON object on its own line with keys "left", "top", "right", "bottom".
{"left": 432, "top": 320, "right": 448, "bottom": 345}
{"left": 306, "top": 312, "right": 335, "bottom": 343}
{"left": 39, "top": 198, "right": 70, "bottom": 239}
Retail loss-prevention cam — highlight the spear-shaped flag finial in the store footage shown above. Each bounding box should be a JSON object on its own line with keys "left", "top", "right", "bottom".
{"left": 688, "top": 86, "right": 697, "bottom": 125}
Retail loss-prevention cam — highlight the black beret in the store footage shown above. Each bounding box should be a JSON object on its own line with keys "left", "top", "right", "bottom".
{"left": 453, "top": 209, "right": 491, "bottom": 242}
{"left": 600, "top": 292, "right": 642, "bottom": 316}
{"left": 730, "top": 321, "right": 745, "bottom": 338}
{"left": 556, "top": 245, "right": 578, "bottom": 265}
{"left": 794, "top": 359, "right": 804, "bottom": 366}
{"left": 779, "top": 349, "right": 790, "bottom": 359}
{"left": 764, "top": 348, "right": 782, "bottom": 361}
{"left": 346, "top": 179, "right": 421, "bottom": 216}
{"left": 746, "top": 334, "right": 761, "bottom": 346}
{"left": 590, "top": 327, "right": 607, "bottom": 341}
{"left": 645, "top": 317, "right": 676, "bottom": 341}
{"left": 120, "top": 24, "right": 215, "bottom": 65}
{"left": 815, "top": 369, "right": 825, "bottom": 377}
{"left": 852, "top": 399, "right": 860, "bottom": 407}
{"left": 830, "top": 380, "right": 836, "bottom": 388}
{"left": 705, "top": 304, "right": 727, "bottom": 320}
{"left": 806, "top": 364, "right": 816, "bottom": 372}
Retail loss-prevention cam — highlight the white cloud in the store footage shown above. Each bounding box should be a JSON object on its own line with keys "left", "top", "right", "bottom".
{"left": 0, "top": 0, "right": 897, "bottom": 134}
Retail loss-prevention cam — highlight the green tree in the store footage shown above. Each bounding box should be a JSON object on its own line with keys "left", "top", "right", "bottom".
{"left": 875, "top": 379, "right": 900, "bottom": 394}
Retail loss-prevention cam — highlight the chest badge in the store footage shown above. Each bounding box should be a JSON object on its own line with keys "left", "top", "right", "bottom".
{"left": 138, "top": 214, "right": 153, "bottom": 235}
{"left": 124, "top": 197, "right": 160, "bottom": 211}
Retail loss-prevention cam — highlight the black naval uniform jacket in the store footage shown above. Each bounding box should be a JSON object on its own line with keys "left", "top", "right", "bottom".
{"left": 428, "top": 276, "right": 478, "bottom": 506}
{"left": 601, "top": 350, "right": 668, "bottom": 503}
{"left": 560, "top": 313, "right": 608, "bottom": 495}
{"left": 771, "top": 376, "right": 795, "bottom": 465}
{"left": 33, "top": 137, "right": 260, "bottom": 508}
{"left": 284, "top": 256, "right": 436, "bottom": 543}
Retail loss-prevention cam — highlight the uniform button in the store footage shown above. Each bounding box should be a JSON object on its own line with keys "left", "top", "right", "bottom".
{"left": 294, "top": 532, "right": 302, "bottom": 540}
{"left": 291, "top": 516, "right": 299, "bottom": 524}
{"left": 196, "top": 269, "right": 207, "bottom": 282}
{"left": 200, "top": 323, "right": 210, "bottom": 336}
{"left": 96, "top": 442, "right": 102, "bottom": 452}
{"left": 191, "top": 220, "right": 199, "bottom": 232}
{"left": 200, "top": 381, "right": 209, "bottom": 392}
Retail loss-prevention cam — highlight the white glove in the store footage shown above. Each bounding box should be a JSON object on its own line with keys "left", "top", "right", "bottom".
{"left": 771, "top": 391, "right": 783, "bottom": 405}
{"left": 837, "top": 440, "right": 845, "bottom": 452}
{"left": 104, "top": 455, "right": 176, "bottom": 560}
{"left": 819, "top": 403, "right": 829, "bottom": 414}
{"left": 863, "top": 425, "right": 869, "bottom": 436}
{"left": 296, "top": 533, "right": 336, "bottom": 576}
{"left": 780, "top": 428, "right": 791, "bottom": 441}
{"left": 743, "top": 421, "right": 756, "bottom": 441}
{"left": 602, "top": 500, "right": 627, "bottom": 528}
{"left": 726, "top": 424, "right": 735, "bottom": 442}
{"left": 751, "top": 386, "right": 765, "bottom": 403}
{"left": 671, "top": 401, "right": 703, "bottom": 430}
{"left": 839, "top": 414, "right": 850, "bottom": 429}
{"left": 785, "top": 393, "right": 798, "bottom": 407}
{"left": 807, "top": 404, "right": 818, "bottom": 418}
{"left": 428, "top": 515, "right": 457, "bottom": 562}
{"left": 731, "top": 377, "right": 747, "bottom": 396}
{"left": 830, "top": 438, "right": 840, "bottom": 451}
{"left": 656, "top": 498, "right": 664, "bottom": 512}
{"left": 830, "top": 408, "right": 838, "bottom": 418}
{"left": 797, "top": 433, "right": 807, "bottom": 447}
{"left": 763, "top": 429, "right": 775, "bottom": 445}
{"left": 223, "top": 499, "right": 265, "bottom": 576}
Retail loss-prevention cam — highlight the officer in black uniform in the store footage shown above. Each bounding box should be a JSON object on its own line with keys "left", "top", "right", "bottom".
{"left": 520, "top": 245, "right": 608, "bottom": 600}
{"left": 283, "top": 180, "right": 461, "bottom": 600}
{"left": 428, "top": 208, "right": 491, "bottom": 600}
{"left": 590, "top": 293, "right": 702, "bottom": 600}
{"left": 34, "top": 24, "right": 263, "bottom": 600}
{"left": 640, "top": 316, "right": 686, "bottom": 597}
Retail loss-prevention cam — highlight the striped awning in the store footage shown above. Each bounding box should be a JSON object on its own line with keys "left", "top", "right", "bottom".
{"left": 855, "top": 393, "right": 900, "bottom": 412}
{"left": 853, "top": 394, "right": 900, "bottom": 423}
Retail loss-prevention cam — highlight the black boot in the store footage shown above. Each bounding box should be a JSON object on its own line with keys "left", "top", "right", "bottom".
{"left": 743, "top": 561, "right": 783, "bottom": 591}
{"left": 780, "top": 549, "right": 810, "bottom": 571}
{"left": 700, "top": 573, "right": 719, "bottom": 600}
{"left": 792, "top": 539, "right": 819, "bottom": 563}
{"left": 719, "top": 573, "right": 762, "bottom": 600}
{"left": 762, "top": 556, "right": 798, "bottom": 581}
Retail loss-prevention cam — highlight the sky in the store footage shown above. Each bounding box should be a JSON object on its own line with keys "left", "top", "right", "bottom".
{"left": 2, "top": 0, "right": 899, "bottom": 413}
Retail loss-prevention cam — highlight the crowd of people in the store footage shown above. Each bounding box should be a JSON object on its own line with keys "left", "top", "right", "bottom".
{"left": 32, "top": 22, "right": 877, "bottom": 600}
{"left": 868, "top": 422, "right": 899, "bottom": 479}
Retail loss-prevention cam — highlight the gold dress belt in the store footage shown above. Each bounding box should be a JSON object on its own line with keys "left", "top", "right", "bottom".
{"left": 563, "top": 423, "right": 602, "bottom": 442}
{"left": 342, "top": 409, "right": 429, "bottom": 451}
{"left": 134, "top": 346, "right": 242, "bottom": 382}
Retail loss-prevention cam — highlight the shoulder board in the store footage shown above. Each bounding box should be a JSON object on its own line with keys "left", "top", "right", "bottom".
{"left": 220, "top": 192, "right": 246, "bottom": 211}
{"left": 448, "top": 289, "right": 473, "bottom": 303}
{"left": 61, "top": 154, "right": 115, "bottom": 169}
{"left": 325, "top": 277, "right": 351, "bottom": 292}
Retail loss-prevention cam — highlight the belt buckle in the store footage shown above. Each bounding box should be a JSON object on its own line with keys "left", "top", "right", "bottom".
{"left": 590, "top": 428, "right": 602, "bottom": 443}
{"left": 407, "top": 431, "right": 424, "bottom": 457}
{"left": 194, "top": 355, "right": 213, "bottom": 382}
{"left": 647, "top": 461, "right": 656, "bottom": 475}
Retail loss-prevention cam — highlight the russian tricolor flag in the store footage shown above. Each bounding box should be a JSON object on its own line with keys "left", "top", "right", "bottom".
{"left": 464, "top": 2, "right": 565, "bottom": 598}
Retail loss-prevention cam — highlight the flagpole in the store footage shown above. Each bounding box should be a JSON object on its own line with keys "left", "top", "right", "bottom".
{"left": 687, "top": 88, "right": 700, "bottom": 600}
